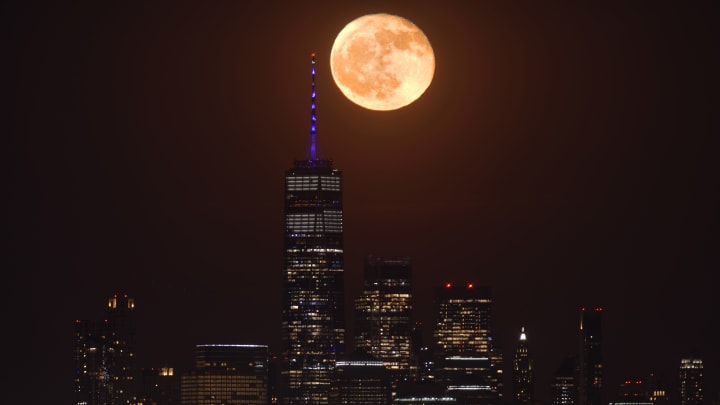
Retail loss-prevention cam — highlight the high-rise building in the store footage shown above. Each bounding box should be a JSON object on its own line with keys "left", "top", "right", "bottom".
{"left": 412, "top": 322, "right": 435, "bottom": 382}
{"left": 138, "top": 367, "right": 180, "bottom": 405}
{"left": 281, "top": 53, "right": 345, "bottom": 405}
{"left": 579, "top": 307, "right": 603, "bottom": 405}
{"left": 74, "top": 294, "right": 138, "bottom": 405}
{"left": 552, "top": 357, "right": 578, "bottom": 405}
{"left": 679, "top": 358, "right": 704, "bottom": 405}
{"left": 180, "top": 344, "right": 269, "bottom": 405}
{"left": 355, "top": 256, "right": 413, "bottom": 387}
{"left": 608, "top": 378, "right": 652, "bottom": 405}
{"left": 433, "top": 283, "right": 501, "bottom": 405}
{"left": 107, "top": 294, "right": 138, "bottom": 405}
{"left": 332, "top": 350, "right": 391, "bottom": 405}
{"left": 512, "top": 327, "right": 534, "bottom": 405}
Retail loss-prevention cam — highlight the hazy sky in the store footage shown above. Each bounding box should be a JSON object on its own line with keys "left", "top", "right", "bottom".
{"left": 7, "top": 1, "right": 719, "bottom": 404}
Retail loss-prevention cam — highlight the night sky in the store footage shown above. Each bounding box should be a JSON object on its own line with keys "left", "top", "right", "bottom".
{"left": 7, "top": 2, "right": 719, "bottom": 404}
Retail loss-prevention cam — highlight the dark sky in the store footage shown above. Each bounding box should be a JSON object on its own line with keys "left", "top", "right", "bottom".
{"left": 6, "top": 1, "right": 719, "bottom": 404}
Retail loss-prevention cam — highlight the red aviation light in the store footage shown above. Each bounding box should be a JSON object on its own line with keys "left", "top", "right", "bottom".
{"left": 595, "top": 307, "right": 603, "bottom": 312}
{"left": 445, "top": 282, "right": 452, "bottom": 289}
{"left": 467, "top": 283, "right": 474, "bottom": 289}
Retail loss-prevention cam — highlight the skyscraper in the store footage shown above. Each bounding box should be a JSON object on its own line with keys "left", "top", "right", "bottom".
{"left": 181, "top": 344, "right": 269, "bottom": 405}
{"left": 512, "top": 327, "right": 534, "bottom": 405}
{"left": 679, "top": 358, "right": 704, "bottom": 405}
{"left": 74, "top": 294, "right": 138, "bottom": 405}
{"left": 281, "top": 53, "right": 344, "bottom": 405}
{"left": 552, "top": 357, "right": 578, "bottom": 405}
{"left": 332, "top": 350, "right": 391, "bottom": 405}
{"left": 354, "top": 255, "right": 412, "bottom": 387}
{"left": 433, "top": 283, "right": 501, "bottom": 405}
{"left": 579, "top": 307, "right": 603, "bottom": 405}
{"left": 107, "top": 294, "right": 138, "bottom": 405}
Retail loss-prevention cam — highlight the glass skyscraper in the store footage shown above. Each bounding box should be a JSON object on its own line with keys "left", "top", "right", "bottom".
{"left": 281, "top": 54, "right": 345, "bottom": 405}
{"left": 433, "top": 283, "right": 502, "bottom": 405}
{"left": 354, "top": 256, "right": 412, "bottom": 387}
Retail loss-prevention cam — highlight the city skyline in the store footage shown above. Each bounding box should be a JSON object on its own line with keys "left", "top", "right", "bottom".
{"left": 7, "top": 2, "right": 718, "bottom": 405}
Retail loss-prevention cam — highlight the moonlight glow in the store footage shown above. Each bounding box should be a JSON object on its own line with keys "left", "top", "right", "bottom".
{"left": 330, "top": 13, "right": 435, "bottom": 111}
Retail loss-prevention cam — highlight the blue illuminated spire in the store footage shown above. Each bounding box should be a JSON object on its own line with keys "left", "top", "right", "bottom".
{"left": 309, "top": 52, "right": 318, "bottom": 161}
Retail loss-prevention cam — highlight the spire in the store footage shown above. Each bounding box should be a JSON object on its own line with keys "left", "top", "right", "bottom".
{"left": 520, "top": 326, "right": 527, "bottom": 341}
{"left": 309, "top": 52, "right": 318, "bottom": 161}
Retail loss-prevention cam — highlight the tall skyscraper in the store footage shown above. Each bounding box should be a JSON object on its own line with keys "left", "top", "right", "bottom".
{"left": 107, "top": 294, "right": 138, "bottom": 405}
{"left": 433, "top": 283, "right": 502, "bottom": 405}
{"left": 354, "top": 255, "right": 412, "bottom": 387}
{"left": 512, "top": 327, "right": 534, "bottom": 405}
{"left": 281, "top": 53, "right": 345, "bottom": 405}
{"left": 138, "top": 367, "right": 180, "bottom": 405}
{"left": 679, "top": 358, "right": 704, "bottom": 405}
{"left": 74, "top": 294, "right": 138, "bottom": 405}
{"left": 579, "top": 307, "right": 603, "bottom": 405}
{"left": 181, "top": 344, "right": 269, "bottom": 405}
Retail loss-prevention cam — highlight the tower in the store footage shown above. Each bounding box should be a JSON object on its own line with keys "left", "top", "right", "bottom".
{"left": 74, "top": 293, "right": 138, "bottom": 405}
{"left": 281, "top": 53, "right": 345, "bottom": 405}
{"left": 512, "top": 327, "right": 534, "bottom": 405}
{"left": 679, "top": 358, "right": 704, "bottom": 405}
{"left": 579, "top": 307, "right": 603, "bottom": 405}
{"left": 181, "top": 344, "right": 269, "bottom": 405}
{"left": 433, "top": 282, "right": 501, "bottom": 405}
{"left": 354, "top": 255, "right": 412, "bottom": 388}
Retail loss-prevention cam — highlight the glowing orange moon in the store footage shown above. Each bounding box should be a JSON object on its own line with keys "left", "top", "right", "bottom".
{"left": 330, "top": 13, "right": 435, "bottom": 111}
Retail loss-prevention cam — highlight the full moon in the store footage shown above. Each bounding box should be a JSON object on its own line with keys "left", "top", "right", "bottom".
{"left": 330, "top": 13, "right": 435, "bottom": 111}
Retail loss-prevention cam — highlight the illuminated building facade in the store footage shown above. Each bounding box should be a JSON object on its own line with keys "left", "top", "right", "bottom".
{"left": 552, "top": 357, "right": 578, "bottom": 405}
{"left": 332, "top": 351, "right": 391, "bottom": 405}
{"left": 433, "top": 283, "right": 501, "bottom": 405}
{"left": 281, "top": 53, "right": 344, "bottom": 405}
{"left": 355, "top": 256, "right": 412, "bottom": 386}
{"left": 74, "top": 294, "right": 138, "bottom": 405}
{"left": 679, "top": 358, "right": 704, "bottom": 405}
{"left": 579, "top": 307, "right": 603, "bottom": 405}
{"left": 512, "top": 327, "right": 534, "bottom": 405}
{"left": 180, "top": 344, "right": 269, "bottom": 405}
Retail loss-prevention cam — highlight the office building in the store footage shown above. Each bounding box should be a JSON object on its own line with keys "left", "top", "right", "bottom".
{"left": 355, "top": 256, "right": 413, "bottom": 386}
{"left": 552, "top": 357, "right": 578, "bottom": 405}
{"left": 433, "top": 283, "right": 501, "bottom": 405}
{"left": 181, "top": 344, "right": 269, "bottom": 405}
{"left": 137, "top": 367, "right": 180, "bottom": 405}
{"left": 679, "top": 358, "right": 704, "bottom": 405}
{"left": 281, "top": 53, "right": 345, "bottom": 405}
{"left": 512, "top": 327, "right": 534, "bottom": 405}
{"left": 332, "top": 351, "right": 391, "bottom": 405}
{"left": 579, "top": 307, "right": 603, "bottom": 405}
{"left": 74, "top": 294, "right": 138, "bottom": 405}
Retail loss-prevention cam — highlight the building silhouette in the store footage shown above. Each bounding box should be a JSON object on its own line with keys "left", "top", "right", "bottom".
{"left": 180, "top": 344, "right": 269, "bottom": 405}
{"left": 579, "top": 307, "right": 603, "bottom": 405}
{"left": 355, "top": 255, "right": 413, "bottom": 389}
{"left": 552, "top": 357, "right": 578, "bottom": 405}
{"left": 679, "top": 358, "right": 704, "bottom": 405}
{"left": 512, "top": 327, "right": 534, "bottom": 405}
{"left": 281, "top": 53, "right": 345, "bottom": 405}
{"left": 608, "top": 378, "right": 652, "bottom": 405}
{"left": 74, "top": 294, "right": 138, "bottom": 405}
{"left": 433, "top": 283, "right": 502, "bottom": 405}
{"left": 138, "top": 367, "right": 180, "bottom": 405}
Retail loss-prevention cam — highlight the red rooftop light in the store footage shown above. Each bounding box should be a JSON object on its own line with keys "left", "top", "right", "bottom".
{"left": 445, "top": 282, "right": 452, "bottom": 289}
{"left": 467, "top": 283, "right": 474, "bottom": 289}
